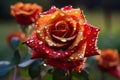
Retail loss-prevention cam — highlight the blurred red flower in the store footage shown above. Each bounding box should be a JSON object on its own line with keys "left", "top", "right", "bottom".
{"left": 11, "top": 2, "right": 42, "bottom": 25}
{"left": 26, "top": 6, "right": 100, "bottom": 71}
{"left": 96, "top": 49, "right": 119, "bottom": 70}
{"left": 96, "top": 49, "right": 120, "bottom": 78}
{"left": 7, "top": 32, "right": 25, "bottom": 48}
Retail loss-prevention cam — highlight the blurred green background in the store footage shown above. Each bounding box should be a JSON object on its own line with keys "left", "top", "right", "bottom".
{"left": 0, "top": 0, "right": 120, "bottom": 80}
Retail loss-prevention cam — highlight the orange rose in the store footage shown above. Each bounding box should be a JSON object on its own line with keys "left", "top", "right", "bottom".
{"left": 26, "top": 6, "right": 100, "bottom": 71}
{"left": 96, "top": 49, "right": 120, "bottom": 71}
{"left": 11, "top": 2, "right": 42, "bottom": 25}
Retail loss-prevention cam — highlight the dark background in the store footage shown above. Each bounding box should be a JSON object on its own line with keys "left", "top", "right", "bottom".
{"left": 0, "top": 0, "right": 120, "bottom": 19}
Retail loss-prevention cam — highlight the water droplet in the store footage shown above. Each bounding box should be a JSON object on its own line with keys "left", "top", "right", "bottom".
{"left": 75, "top": 11, "right": 78, "bottom": 14}
{"left": 58, "top": 53, "right": 61, "bottom": 55}
{"left": 65, "top": 52, "right": 68, "bottom": 55}
{"left": 43, "top": 64, "right": 47, "bottom": 66}
{"left": 46, "top": 50, "right": 49, "bottom": 53}
{"left": 61, "top": 39, "right": 67, "bottom": 42}
{"left": 51, "top": 15, "right": 55, "bottom": 19}
{"left": 70, "top": 57, "right": 74, "bottom": 60}
{"left": 43, "top": 47, "right": 45, "bottom": 50}
{"left": 39, "top": 41, "right": 43, "bottom": 45}
{"left": 79, "top": 54, "right": 84, "bottom": 59}
{"left": 92, "top": 39, "right": 95, "bottom": 41}
{"left": 89, "top": 44, "right": 92, "bottom": 46}
{"left": 37, "top": 30, "right": 41, "bottom": 33}
{"left": 79, "top": 31, "right": 83, "bottom": 35}
{"left": 26, "top": 41, "right": 29, "bottom": 44}
{"left": 96, "top": 29, "right": 99, "bottom": 31}
{"left": 94, "top": 32, "right": 96, "bottom": 34}
{"left": 30, "top": 40, "right": 34, "bottom": 42}
{"left": 75, "top": 57, "right": 79, "bottom": 60}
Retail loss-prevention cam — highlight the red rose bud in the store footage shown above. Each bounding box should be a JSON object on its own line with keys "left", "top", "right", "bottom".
{"left": 26, "top": 6, "right": 100, "bottom": 71}
{"left": 7, "top": 32, "right": 25, "bottom": 49}
{"left": 11, "top": 2, "right": 42, "bottom": 25}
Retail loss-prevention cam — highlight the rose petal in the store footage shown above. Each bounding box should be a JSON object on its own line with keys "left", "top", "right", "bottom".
{"left": 68, "top": 24, "right": 83, "bottom": 50}
{"left": 31, "top": 51, "right": 47, "bottom": 59}
{"left": 61, "top": 5, "right": 73, "bottom": 11}
{"left": 26, "top": 32, "right": 74, "bottom": 59}
{"left": 37, "top": 10, "right": 66, "bottom": 28}
{"left": 63, "top": 8, "right": 86, "bottom": 24}
{"left": 52, "top": 34, "right": 76, "bottom": 43}
{"left": 84, "top": 23, "right": 100, "bottom": 57}
{"left": 46, "top": 59, "right": 85, "bottom": 71}
{"left": 41, "top": 6, "right": 57, "bottom": 15}
{"left": 69, "top": 43, "right": 86, "bottom": 61}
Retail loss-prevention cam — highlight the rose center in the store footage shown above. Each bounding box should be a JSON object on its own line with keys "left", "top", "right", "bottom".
{"left": 55, "top": 20, "right": 68, "bottom": 31}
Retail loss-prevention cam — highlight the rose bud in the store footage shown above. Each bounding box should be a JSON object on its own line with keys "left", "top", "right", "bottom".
{"left": 7, "top": 32, "right": 25, "bottom": 49}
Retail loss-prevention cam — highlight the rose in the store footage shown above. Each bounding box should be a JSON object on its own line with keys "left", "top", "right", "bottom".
{"left": 96, "top": 49, "right": 119, "bottom": 71}
{"left": 26, "top": 6, "right": 100, "bottom": 71}
{"left": 7, "top": 32, "right": 25, "bottom": 49}
{"left": 11, "top": 2, "right": 42, "bottom": 25}
{"left": 96, "top": 49, "right": 120, "bottom": 78}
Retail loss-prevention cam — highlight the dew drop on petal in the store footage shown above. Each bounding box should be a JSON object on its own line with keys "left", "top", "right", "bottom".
{"left": 70, "top": 57, "right": 74, "bottom": 60}
{"left": 43, "top": 64, "right": 47, "bottom": 66}
{"left": 39, "top": 41, "right": 43, "bottom": 45}
{"left": 30, "top": 40, "right": 34, "bottom": 42}
{"left": 61, "top": 39, "right": 67, "bottom": 42}
{"left": 26, "top": 41, "right": 29, "bottom": 44}
{"left": 46, "top": 50, "right": 49, "bottom": 53}
{"left": 89, "top": 44, "right": 92, "bottom": 46}
{"left": 79, "top": 54, "right": 84, "bottom": 59}
{"left": 65, "top": 52, "right": 68, "bottom": 55}
{"left": 79, "top": 31, "right": 83, "bottom": 35}
{"left": 75, "top": 11, "right": 78, "bottom": 14}
{"left": 75, "top": 57, "right": 78, "bottom": 60}
{"left": 58, "top": 53, "right": 61, "bottom": 56}
{"left": 37, "top": 30, "right": 41, "bottom": 33}
{"left": 96, "top": 28, "right": 99, "bottom": 31}
{"left": 92, "top": 39, "right": 95, "bottom": 42}
{"left": 43, "top": 47, "right": 45, "bottom": 50}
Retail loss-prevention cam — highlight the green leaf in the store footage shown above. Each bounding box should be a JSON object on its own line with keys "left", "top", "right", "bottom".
{"left": 28, "top": 60, "right": 43, "bottom": 79}
{"left": 52, "top": 69, "right": 73, "bottom": 80}
{"left": 74, "top": 69, "right": 91, "bottom": 80}
{"left": 19, "top": 59, "right": 35, "bottom": 68}
{"left": 0, "top": 61, "right": 13, "bottom": 77}
{"left": 11, "top": 50, "right": 21, "bottom": 65}
{"left": 18, "top": 54, "right": 35, "bottom": 68}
